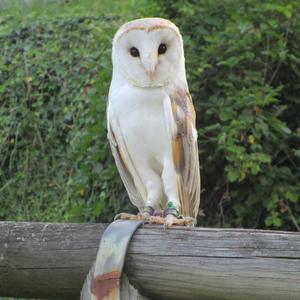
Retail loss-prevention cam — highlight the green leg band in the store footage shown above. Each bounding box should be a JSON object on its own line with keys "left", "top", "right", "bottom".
{"left": 166, "top": 201, "right": 181, "bottom": 217}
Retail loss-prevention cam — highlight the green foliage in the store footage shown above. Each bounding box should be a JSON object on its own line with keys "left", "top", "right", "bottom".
{"left": 0, "top": 0, "right": 158, "bottom": 222}
{"left": 158, "top": 0, "right": 300, "bottom": 230}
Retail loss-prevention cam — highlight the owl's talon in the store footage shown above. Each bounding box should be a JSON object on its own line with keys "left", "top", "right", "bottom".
{"left": 164, "top": 214, "right": 175, "bottom": 228}
{"left": 138, "top": 206, "right": 155, "bottom": 221}
{"left": 114, "top": 212, "right": 140, "bottom": 221}
{"left": 140, "top": 212, "right": 150, "bottom": 221}
{"left": 114, "top": 211, "right": 158, "bottom": 222}
{"left": 164, "top": 214, "right": 195, "bottom": 228}
{"left": 114, "top": 212, "right": 195, "bottom": 227}
{"left": 148, "top": 216, "right": 165, "bottom": 224}
{"left": 114, "top": 213, "right": 121, "bottom": 221}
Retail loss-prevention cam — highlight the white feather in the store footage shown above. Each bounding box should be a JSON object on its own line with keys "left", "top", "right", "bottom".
{"left": 163, "top": 94, "right": 177, "bottom": 138}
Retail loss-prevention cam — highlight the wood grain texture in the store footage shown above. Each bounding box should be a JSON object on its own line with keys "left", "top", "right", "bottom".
{"left": 0, "top": 222, "right": 299, "bottom": 299}
{"left": 0, "top": 222, "right": 106, "bottom": 299}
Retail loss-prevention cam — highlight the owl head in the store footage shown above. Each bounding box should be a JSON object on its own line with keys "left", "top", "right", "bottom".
{"left": 112, "top": 18, "right": 186, "bottom": 88}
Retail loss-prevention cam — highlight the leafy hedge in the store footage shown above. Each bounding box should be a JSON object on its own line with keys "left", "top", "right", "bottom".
{"left": 158, "top": 0, "right": 300, "bottom": 230}
{"left": 0, "top": 15, "right": 137, "bottom": 222}
{"left": 0, "top": 0, "right": 299, "bottom": 230}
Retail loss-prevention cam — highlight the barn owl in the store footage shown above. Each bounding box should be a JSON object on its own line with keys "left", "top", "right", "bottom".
{"left": 107, "top": 18, "right": 201, "bottom": 227}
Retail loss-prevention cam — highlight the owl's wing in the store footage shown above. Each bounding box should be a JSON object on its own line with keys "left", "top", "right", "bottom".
{"left": 165, "top": 89, "right": 201, "bottom": 219}
{"left": 107, "top": 104, "right": 144, "bottom": 209}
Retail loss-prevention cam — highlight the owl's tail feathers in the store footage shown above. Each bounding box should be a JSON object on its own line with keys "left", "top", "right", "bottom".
{"left": 177, "top": 174, "right": 193, "bottom": 217}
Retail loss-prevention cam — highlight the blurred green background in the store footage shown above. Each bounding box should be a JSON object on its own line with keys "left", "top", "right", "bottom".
{"left": 0, "top": 0, "right": 299, "bottom": 231}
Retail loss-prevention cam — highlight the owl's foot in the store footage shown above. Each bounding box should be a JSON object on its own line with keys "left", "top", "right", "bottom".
{"left": 114, "top": 212, "right": 142, "bottom": 221}
{"left": 140, "top": 206, "right": 155, "bottom": 219}
{"left": 114, "top": 211, "right": 194, "bottom": 227}
{"left": 114, "top": 206, "right": 156, "bottom": 222}
{"left": 164, "top": 208, "right": 195, "bottom": 228}
{"left": 114, "top": 212, "right": 165, "bottom": 224}
{"left": 164, "top": 214, "right": 195, "bottom": 228}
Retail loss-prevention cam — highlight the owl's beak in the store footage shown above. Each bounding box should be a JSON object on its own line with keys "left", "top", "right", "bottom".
{"left": 146, "top": 69, "right": 156, "bottom": 80}
{"left": 142, "top": 54, "right": 157, "bottom": 80}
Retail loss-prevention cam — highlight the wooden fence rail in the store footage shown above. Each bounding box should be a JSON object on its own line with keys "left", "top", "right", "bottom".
{"left": 0, "top": 221, "right": 300, "bottom": 299}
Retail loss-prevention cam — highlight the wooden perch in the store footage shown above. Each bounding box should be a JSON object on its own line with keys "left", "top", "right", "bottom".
{"left": 0, "top": 221, "right": 300, "bottom": 300}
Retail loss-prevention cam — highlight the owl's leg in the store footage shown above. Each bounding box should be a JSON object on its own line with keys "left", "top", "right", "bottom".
{"left": 161, "top": 159, "right": 181, "bottom": 221}
{"left": 114, "top": 170, "right": 165, "bottom": 224}
{"left": 139, "top": 206, "right": 155, "bottom": 218}
{"left": 137, "top": 170, "right": 165, "bottom": 224}
{"left": 141, "top": 172, "right": 163, "bottom": 217}
{"left": 161, "top": 161, "right": 194, "bottom": 228}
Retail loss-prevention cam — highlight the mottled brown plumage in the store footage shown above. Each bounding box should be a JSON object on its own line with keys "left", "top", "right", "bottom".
{"left": 169, "top": 89, "right": 200, "bottom": 218}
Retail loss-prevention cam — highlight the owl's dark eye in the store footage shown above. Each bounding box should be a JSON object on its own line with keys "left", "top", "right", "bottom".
{"left": 158, "top": 43, "right": 167, "bottom": 55}
{"left": 130, "top": 47, "right": 139, "bottom": 57}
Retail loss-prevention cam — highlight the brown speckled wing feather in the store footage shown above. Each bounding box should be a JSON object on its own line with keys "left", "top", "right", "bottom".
{"left": 169, "top": 89, "right": 201, "bottom": 219}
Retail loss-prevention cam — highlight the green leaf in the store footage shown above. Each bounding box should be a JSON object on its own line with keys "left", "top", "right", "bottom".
{"left": 293, "top": 149, "right": 300, "bottom": 158}
{"left": 257, "top": 153, "right": 272, "bottom": 164}
{"left": 285, "top": 191, "right": 298, "bottom": 203}
{"left": 269, "top": 118, "right": 291, "bottom": 135}
{"left": 226, "top": 166, "right": 240, "bottom": 182}
{"left": 265, "top": 212, "right": 282, "bottom": 227}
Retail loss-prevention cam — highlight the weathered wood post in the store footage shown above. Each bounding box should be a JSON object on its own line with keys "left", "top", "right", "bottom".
{"left": 1, "top": 221, "right": 300, "bottom": 299}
